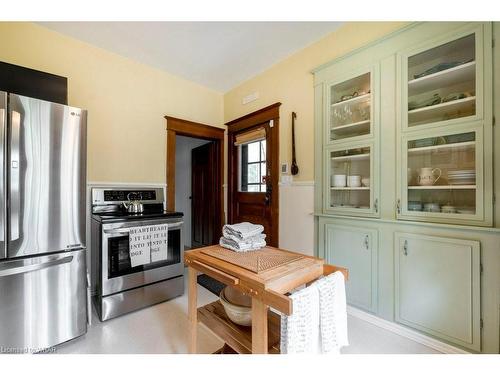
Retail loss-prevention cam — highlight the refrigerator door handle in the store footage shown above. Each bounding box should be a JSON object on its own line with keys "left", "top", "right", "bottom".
{"left": 0, "top": 255, "right": 73, "bottom": 277}
{"left": 10, "top": 110, "right": 20, "bottom": 241}
{"left": 0, "top": 105, "right": 5, "bottom": 256}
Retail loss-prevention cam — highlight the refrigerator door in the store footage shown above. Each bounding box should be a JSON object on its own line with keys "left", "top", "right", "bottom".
{"left": 0, "top": 248, "right": 87, "bottom": 350}
{"left": 0, "top": 92, "right": 5, "bottom": 259}
{"left": 8, "top": 94, "right": 87, "bottom": 258}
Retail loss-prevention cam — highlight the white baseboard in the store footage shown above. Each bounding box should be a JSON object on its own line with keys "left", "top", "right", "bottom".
{"left": 347, "top": 306, "right": 470, "bottom": 354}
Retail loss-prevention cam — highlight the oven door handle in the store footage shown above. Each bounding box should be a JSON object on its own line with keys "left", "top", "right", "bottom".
{"left": 103, "top": 221, "right": 183, "bottom": 235}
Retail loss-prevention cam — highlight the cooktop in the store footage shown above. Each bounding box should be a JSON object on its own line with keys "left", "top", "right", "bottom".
{"left": 92, "top": 210, "right": 183, "bottom": 223}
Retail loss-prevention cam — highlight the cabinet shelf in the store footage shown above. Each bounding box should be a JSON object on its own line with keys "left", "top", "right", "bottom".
{"left": 408, "top": 140, "right": 475, "bottom": 154}
{"left": 408, "top": 185, "right": 476, "bottom": 190}
{"left": 408, "top": 61, "right": 476, "bottom": 96}
{"left": 331, "top": 93, "right": 370, "bottom": 108}
{"left": 408, "top": 96, "right": 475, "bottom": 124}
{"left": 331, "top": 153, "right": 370, "bottom": 162}
{"left": 331, "top": 120, "right": 370, "bottom": 136}
{"left": 198, "top": 301, "right": 281, "bottom": 354}
{"left": 330, "top": 186, "right": 370, "bottom": 191}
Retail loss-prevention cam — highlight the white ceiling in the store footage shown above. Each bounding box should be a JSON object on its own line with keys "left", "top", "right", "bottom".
{"left": 39, "top": 22, "right": 342, "bottom": 92}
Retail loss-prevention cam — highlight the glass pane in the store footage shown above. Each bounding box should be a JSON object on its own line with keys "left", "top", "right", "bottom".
{"left": 330, "top": 72, "right": 371, "bottom": 141}
{"left": 407, "top": 132, "right": 476, "bottom": 215}
{"left": 407, "top": 34, "right": 476, "bottom": 127}
{"left": 247, "top": 142, "right": 260, "bottom": 162}
{"left": 239, "top": 139, "right": 267, "bottom": 193}
{"left": 260, "top": 140, "right": 266, "bottom": 160}
{"left": 247, "top": 163, "right": 260, "bottom": 183}
{"left": 329, "top": 146, "right": 371, "bottom": 209}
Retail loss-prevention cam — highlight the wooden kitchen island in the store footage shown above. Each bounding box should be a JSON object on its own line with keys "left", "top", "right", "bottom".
{"left": 185, "top": 245, "right": 348, "bottom": 354}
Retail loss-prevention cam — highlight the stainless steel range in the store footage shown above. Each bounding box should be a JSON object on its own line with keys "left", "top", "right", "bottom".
{"left": 91, "top": 187, "right": 184, "bottom": 321}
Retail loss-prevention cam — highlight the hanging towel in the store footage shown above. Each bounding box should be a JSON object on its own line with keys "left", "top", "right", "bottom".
{"left": 223, "top": 222, "right": 264, "bottom": 241}
{"left": 312, "top": 271, "right": 349, "bottom": 354}
{"left": 219, "top": 234, "right": 266, "bottom": 252}
{"left": 280, "top": 271, "right": 349, "bottom": 354}
{"left": 150, "top": 224, "right": 169, "bottom": 263}
{"left": 280, "top": 285, "right": 320, "bottom": 354}
{"left": 129, "top": 226, "right": 152, "bottom": 267}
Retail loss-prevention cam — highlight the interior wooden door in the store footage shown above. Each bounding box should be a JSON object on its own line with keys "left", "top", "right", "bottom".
{"left": 226, "top": 103, "right": 280, "bottom": 247}
{"left": 191, "top": 142, "right": 216, "bottom": 248}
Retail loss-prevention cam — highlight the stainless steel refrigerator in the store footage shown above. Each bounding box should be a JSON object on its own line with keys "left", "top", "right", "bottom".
{"left": 0, "top": 91, "right": 87, "bottom": 352}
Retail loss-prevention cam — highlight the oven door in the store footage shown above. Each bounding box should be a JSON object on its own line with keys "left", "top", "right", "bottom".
{"left": 101, "top": 218, "right": 183, "bottom": 296}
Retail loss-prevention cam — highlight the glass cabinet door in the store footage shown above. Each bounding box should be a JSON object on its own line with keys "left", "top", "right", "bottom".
{"left": 328, "top": 71, "right": 373, "bottom": 142}
{"left": 399, "top": 126, "right": 483, "bottom": 224}
{"left": 325, "top": 144, "right": 378, "bottom": 217}
{"left": 402, "top": 31, "right": 480, "bottom": 129}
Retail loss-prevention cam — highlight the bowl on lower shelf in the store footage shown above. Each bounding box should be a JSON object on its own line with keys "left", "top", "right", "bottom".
{"left": 219, "top": 287, "right": 252, "bottom": 326}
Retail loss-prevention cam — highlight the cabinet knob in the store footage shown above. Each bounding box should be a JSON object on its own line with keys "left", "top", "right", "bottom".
{"left": 374, "top": 198, "right": 379, "bottom": 213}
{"left": 403, "top": 240, "right": 408, "bottom": 256}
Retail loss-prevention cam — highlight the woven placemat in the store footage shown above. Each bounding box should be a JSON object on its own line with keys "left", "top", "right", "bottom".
{"left": 201, "top": 246, "right": 304, "bottom": 273}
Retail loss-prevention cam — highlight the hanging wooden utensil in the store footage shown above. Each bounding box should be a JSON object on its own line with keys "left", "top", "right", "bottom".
{"left": 291, "top": 112, "right": 299, "bottom": 175}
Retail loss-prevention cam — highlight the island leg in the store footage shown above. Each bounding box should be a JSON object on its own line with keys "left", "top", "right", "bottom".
{"left": 251, "top": 298, "right": 268, "bottom": 354}
{"left": 188, "top": 266, "right": 198, "bottom": 354}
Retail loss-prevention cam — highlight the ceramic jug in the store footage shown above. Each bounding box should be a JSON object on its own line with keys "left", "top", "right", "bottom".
{"left": 417, "top": 167, "right": 441, "bottom": 186}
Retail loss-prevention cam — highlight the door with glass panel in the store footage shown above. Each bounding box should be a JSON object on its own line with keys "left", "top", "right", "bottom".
{"left": 398, "top": 123, "right": 487, "bottom": 225}
{"left": 326, "top": 66, "right": 379, "bottom": 143}
{"left": 324, "top": 142, "right": 379, "bottom": 217}
{"left": 399, "top": 24, "right": 487, "bottom": 131}
{"left": 227, "top": 112, "right": 279, "bottom": 246}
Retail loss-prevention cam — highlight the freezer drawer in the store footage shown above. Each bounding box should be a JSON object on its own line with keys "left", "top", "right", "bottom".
{"left": 0, "top": 249, "right": 87, "bottom": 352}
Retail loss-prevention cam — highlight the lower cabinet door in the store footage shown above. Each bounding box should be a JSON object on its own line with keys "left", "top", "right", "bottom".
{"left": 395, "top": 233, "right": 481, "bottom": 351}
{"left": 325, "top": 224, "right": 378, "bottom": 313}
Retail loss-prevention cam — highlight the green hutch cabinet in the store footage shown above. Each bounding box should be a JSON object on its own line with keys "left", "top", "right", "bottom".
{"left": 313, "top": 22, "right": 500, "bottom": 353}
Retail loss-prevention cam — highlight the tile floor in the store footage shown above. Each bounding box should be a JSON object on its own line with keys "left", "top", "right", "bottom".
{"left": 56, "top": 281, "right": 439, "bottom": 354}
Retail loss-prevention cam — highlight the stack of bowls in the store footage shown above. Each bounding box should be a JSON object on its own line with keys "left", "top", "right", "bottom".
{"left": 447, "top": 170, "right": 476, "bottom": 185}
{"left": 408, "top": 201, "right": 423, "bottom": 211}
{"left": 219, "top": 286, "right": 252, "bottom": 326}
{"left": 423, "top": 203, "right": 440, "bottom": 212}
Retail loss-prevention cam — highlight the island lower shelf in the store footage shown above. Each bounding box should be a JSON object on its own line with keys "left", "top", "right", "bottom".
{"left": 198, "top": 300, "right": 281, "bottom": 354}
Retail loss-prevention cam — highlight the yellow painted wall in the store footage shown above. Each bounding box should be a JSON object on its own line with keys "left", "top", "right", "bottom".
{"left": 0, "top": 22, "right": 224, "bottom": 184}
{"left": 224, "top": 22, "right": 408, "bottom": 181}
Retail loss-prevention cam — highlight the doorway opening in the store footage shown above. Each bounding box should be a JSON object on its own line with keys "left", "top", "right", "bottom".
{"left": 165, "top": 116, "right": 224, "bottom": 249}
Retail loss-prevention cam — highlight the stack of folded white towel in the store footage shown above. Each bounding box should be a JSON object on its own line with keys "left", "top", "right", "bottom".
{"left": 219, "top": 222, "right": 266, "bottom": 252}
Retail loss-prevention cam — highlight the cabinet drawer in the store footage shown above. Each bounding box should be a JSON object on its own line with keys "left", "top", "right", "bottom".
{"left": 395, "top": 232, "right": 481, "bottom": 351}
{"left": 325, "top": 224, "right": 378, "bottom": 313}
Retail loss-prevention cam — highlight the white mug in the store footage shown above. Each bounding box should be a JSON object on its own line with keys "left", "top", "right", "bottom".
{"left": 347, "top": 175, "right": 361, "bottom": 187}
{"left": 417, "top": 167, "right": 441, "bottom": 186}
{"left": 332, "top": 174, "right": 347, "bottom": 187}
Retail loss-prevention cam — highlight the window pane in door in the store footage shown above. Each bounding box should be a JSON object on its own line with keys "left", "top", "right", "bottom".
{"left": 247, "top": 142, "right": 260, "bottom": 162}
{"left": 239, "top": 139, "right": 267, "bottom": 193}
{"left": 247, "top": 163, "right": 260, "bottom": 183}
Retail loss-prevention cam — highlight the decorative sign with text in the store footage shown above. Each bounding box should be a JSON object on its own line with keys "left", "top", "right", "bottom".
{"left": 129, "top": 224, "right": 169, "bottom": 267}
{"left": 150, "top": 224, "right": 169, "bottom": 263}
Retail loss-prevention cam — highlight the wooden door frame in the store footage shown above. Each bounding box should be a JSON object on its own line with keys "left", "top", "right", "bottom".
{"left": 225, "top": 102, "right": 281, "bottom": 246}
{"left": 165, "top": 116, "right": 225, "bottom": 240}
